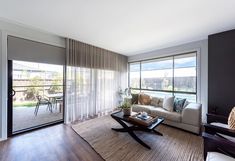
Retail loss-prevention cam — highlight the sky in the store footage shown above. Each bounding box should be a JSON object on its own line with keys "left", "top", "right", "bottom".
{"left": 130, "top": 55, "right": 196, "bottom": 77}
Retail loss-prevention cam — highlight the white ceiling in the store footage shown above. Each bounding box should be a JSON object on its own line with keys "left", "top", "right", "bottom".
{"left": 0, "top": 0, "right": 235, "bottom": 56}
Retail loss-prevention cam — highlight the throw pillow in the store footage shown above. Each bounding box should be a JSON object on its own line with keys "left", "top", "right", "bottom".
{"left": 228, "top": 107, "right": 235, "bottom": 130}
{"left": 163, "top": 96, "right": 175, "bottom": 112}
{"left": 150, "top": 97, "right": 160, "bottom": 107}
{"left": 131, "top": 94, "right": 139, "bottom": 104}
{"left": 183, "top": 100, "right": 189, "bottom": 108}
{"left": 174, "top": 98, "right": 186, "bottom": 113}
{"left": 138, "top": 93, "right": 152, "bottom": 105}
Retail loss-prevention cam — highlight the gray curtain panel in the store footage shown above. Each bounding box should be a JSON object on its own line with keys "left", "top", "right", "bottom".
{"left": 67, "top": 39, "right": 127, "bottom": 71}
{"left": 65, "top": 39, "right": 127, "bottom": 123}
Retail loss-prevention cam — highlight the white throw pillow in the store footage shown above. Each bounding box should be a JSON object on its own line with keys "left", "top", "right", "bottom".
{"left": 163, "top": 96, "right": 174, "bottom": 112}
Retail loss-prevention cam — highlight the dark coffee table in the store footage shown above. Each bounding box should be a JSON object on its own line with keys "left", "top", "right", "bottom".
{"left": 111, "top": 111, "right": 164, "bottom": 149}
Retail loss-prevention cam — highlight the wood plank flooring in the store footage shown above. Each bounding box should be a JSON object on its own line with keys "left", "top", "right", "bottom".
{"left": 0, "top": 124, "right": 104, "bottom": 161}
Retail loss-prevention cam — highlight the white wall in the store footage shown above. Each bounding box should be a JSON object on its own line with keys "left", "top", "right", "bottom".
{"left": 0, "top": 18, "right": 65, "bottom": 48}
{"left": 0, "top": 19, "right": 66, "bottom": 140}
{"left": 0, "top": 30, "right": 2, "bottom": 140}
{"left": 0, "top": 30, "right": 7, "bottom": 141}
{"left": 128, "top": 39, "right": 208, "bottom": 123}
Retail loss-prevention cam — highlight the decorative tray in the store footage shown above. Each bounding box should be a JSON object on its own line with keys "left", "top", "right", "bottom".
{"left": 129, "top": 113, "right": 158, "bottom": 126}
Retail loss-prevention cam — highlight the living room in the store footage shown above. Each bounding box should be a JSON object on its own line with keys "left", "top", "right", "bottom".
{"left": 0, "top": 1, "right": 235, "bottom": 161}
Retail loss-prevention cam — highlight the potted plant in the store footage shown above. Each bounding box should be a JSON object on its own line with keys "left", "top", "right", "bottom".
{"left": 119, "top": 101, "right": 132, "bottom": 116}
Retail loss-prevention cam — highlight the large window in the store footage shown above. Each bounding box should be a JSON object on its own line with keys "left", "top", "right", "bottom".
{"left": 129, "top": 62, "right": 140, "bottom": 89}
{"left": 129, "top": 52, "right": 197, "bottom": 102}
{"left": 141, "top": 57, "right": 173, "bottom": 91}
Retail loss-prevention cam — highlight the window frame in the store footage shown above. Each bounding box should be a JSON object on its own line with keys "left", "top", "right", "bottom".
{"left": 128, "top": 51, "right": 197, "bottom": 101}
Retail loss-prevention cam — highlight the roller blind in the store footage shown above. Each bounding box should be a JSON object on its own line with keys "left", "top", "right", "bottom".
{"left": 7, "top": 36, "right": 66, "bottom": 65}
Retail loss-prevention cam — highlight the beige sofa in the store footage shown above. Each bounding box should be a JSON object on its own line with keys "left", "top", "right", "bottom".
{"left": 131, "top": 102, "right": 202, "bottom": 134}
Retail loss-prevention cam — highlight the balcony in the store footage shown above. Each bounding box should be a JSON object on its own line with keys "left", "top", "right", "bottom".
{"left": 12, "top": 85, "right": 63, "bottom": 132}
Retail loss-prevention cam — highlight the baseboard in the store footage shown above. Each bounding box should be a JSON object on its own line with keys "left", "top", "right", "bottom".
{"left": 0, "top": 137, "right": 7, "bottom": 142}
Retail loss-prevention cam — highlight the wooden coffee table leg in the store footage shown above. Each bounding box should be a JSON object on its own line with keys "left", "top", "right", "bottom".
{"left": 153, "top": 129, "right": 163, "bottom": 136}
{"left": 111, "top": 128, "right": 129, "bottom": 132}
{"left": 111, "top": 116, "right": 151, "bottom": 149}
{"left": 128, "top": 131, "right": 151, "bottom": 149}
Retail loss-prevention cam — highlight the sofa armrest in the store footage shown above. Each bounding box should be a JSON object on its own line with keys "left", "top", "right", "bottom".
{"left": 204, "top": 123, "right": 235, "bottom": 137}
{"left": 207, "top": 113, "right": 228, "bottom": 124}
{"left": 182, "top": 103, "right": 202, "bottom": 127}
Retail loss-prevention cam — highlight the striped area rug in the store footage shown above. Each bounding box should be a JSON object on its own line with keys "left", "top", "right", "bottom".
{"left": 72, "top": 115, "right": 203, "bottom": 161}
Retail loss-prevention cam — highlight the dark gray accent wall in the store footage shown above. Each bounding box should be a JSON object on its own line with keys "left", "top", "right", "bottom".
{"left": 208, "top": 29, "right": 235, "bottom": 116}
{"left": 8, "top": 36, "right": 66, "bottom": 65}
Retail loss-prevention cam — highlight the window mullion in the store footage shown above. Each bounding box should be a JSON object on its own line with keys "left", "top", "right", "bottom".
{"left": 173, "top": 56, "right": 175, "bottom": 97}
{"left": 140, "top": 62, "right": 142, "bottom": 92}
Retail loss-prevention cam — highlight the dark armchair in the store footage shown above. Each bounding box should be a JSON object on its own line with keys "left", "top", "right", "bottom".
{"left": 203, "top": 113, "right": 235, "bottom": 160}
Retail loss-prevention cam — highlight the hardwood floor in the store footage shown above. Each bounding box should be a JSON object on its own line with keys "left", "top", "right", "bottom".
{"left": 0, "top": 124, "right": 104, "bottom": 161}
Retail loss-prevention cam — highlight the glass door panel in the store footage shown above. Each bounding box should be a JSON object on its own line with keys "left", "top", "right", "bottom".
{"left": 10, "top": 60, "right": 64, "bottom": 133}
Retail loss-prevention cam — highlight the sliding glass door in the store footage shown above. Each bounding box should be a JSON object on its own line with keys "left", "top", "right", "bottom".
{"left": 8, "top": 60, "right": 64, "bottom": 135}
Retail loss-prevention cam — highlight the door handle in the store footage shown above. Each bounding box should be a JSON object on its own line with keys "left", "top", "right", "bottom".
{"left": 11, "top": 89, "right": 16, "bottom": 97}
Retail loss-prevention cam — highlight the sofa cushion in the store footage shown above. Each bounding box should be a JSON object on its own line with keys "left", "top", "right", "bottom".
{"left": 150, "top": 97, "right": 164, "bottom": 107}
{"left": 138, "top": 93, "right": 152, "bottom": 105}
{"left": 131, "top": 104, "right": 155, "bottom": 114}
{"left": 151, "top": 107, "right": 181, "bottom": 122}
{"left": 206, "top": 152, "right": 235, "bottom": 161}
{"left": 158, "top": 98, "right": 163, "bottom": 107}
{"left": 163, "top": 96, "right": 174, "bottom": 112}
{"left": 150, "top": 97, "right": 160, "bottom": 107}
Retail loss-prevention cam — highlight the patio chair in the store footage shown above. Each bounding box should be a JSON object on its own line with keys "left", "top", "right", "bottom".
{"left": 55, "top": 97, "right": 63, "bottom": 113}
{"left": 34, "top": 95, "right": 53, "bottom": 116}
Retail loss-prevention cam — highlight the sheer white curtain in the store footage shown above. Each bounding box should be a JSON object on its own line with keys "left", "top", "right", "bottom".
{"left": 65, "top": 39, "right": 127, "bottom": 123}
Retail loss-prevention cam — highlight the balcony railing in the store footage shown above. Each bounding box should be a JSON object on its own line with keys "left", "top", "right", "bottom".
{"left": 13, "top": 85, "right": 64, "bottom": 108}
